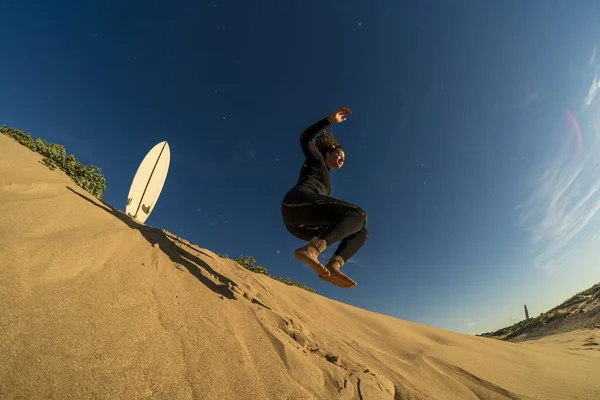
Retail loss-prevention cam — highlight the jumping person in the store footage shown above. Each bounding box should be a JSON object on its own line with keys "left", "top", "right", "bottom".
{"left": 281, "top": 107, "right": 368, "bottom": 288}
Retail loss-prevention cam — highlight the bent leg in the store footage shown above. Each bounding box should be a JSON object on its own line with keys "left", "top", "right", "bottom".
{"left": 282, "top": 225, "right": 331, "bottom": 277}
{"left": 320, "top": 226, "right": 369, "bottom": 288}
{"left": 334, "top": 226, "right": 368, "bottom": 262}
{"left": 282, "top": 192, "right": 367, "bottom": 288}
{"left": 282, "top": 193, "right": 367, "bottom": 246}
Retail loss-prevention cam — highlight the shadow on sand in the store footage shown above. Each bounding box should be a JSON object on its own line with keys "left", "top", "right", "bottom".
{"left": 65, "top": 186, "right": 242, "bottom": 301}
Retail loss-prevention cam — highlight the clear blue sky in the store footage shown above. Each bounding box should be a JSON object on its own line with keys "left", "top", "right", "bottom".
{"left": 2, "top": 1, "right": 600, "bottom": 334}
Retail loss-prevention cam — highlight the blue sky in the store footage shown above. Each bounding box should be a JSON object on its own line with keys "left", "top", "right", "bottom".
{"left": 2, "top": 1, "right": 600, "bottom": 334}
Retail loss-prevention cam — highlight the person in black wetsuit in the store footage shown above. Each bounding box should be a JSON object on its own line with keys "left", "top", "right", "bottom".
{"left": 281, "top": 107, "right": 368, "bottom": 288}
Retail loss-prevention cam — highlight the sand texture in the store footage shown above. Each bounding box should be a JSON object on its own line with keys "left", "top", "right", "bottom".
{"left": 1, "top": 134, "right": 599, "bottom": 399}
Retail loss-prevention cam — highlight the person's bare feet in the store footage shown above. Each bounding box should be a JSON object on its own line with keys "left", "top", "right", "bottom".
{"left": 319, "top": 258, "right": 356, "bottom": 288}
{"left": 293, "top": 244, "right": 330, "bottom": 277}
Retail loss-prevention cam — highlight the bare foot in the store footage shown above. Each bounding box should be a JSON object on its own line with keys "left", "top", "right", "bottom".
{"left": 319, "top": 260, "right": 356, "bottom": 288}
{"left": 293, "top": 245, "right": 330, "bottom": 277}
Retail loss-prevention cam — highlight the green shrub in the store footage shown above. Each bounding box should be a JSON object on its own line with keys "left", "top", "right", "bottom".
{"left": 1, "top": 125, "right": 106, "bottom": 200}
{"left": 217, "top": 253, "right": 316, "bottom": 293}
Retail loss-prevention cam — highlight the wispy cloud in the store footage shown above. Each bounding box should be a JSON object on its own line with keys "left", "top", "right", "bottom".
{"left": 319, "top": 247, "right": 363, "bottom": 267}
{"left": 517, "top": 138, "right": 600, "bottom": 271}
{"left": 583, "top": 74, "right": 599, "bottom": 110}
{"left": 516, "top": 46, "right": 600, "bottom": 272}
{"left": 517, "top": 112, "right": 600, "bottom": 270}
{"left": 346, "top": 256, "right": 362, "bottom": 266}
{"left": 584, "top": 45, "right": 599, "bottom": 110}
{"left": 465, "top": 322, "right": 478, "bottom": 328}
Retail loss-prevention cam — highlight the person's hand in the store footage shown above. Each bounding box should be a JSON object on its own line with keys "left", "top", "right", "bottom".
{"left": 327, "top": 107, "right": 352, "bottom": 124}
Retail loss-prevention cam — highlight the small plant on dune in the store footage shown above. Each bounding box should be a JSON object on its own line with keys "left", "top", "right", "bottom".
{"left": 234, "top": 255, "right": 268, "bottom": 275}
{"left": 217, "top": 253, "right": 316, "bottom": 293}
{"left": 1, "top": 125, "right": 106, "bottom": 200}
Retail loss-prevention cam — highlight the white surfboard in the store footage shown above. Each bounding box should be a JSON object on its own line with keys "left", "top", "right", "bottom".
{"left": 125, "top": 141, "right": 171, "bottom": 224}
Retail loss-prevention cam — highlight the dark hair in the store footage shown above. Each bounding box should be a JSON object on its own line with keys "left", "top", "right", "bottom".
{"left": 315, "top": 129, "right": 343, "bottom": 158}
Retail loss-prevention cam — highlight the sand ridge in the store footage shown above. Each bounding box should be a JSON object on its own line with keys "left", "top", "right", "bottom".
{"left": 1, "top": 134, "right": 599, "bottom": 399}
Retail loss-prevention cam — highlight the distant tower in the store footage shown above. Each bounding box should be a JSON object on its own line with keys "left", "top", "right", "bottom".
{"left": 524, "top": 304, "right": 530, "bottom": 320}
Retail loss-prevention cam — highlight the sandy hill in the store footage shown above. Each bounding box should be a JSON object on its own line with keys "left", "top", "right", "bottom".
{"left": 478, "top": 283, "right": 600, "bottom": 342}
{"left": 1, "top": 133, "right": 599, "bottom": 400}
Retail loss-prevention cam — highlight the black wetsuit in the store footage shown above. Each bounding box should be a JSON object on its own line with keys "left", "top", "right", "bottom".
{"left": 281, "top": 117, "right": 368, "bottom": 262}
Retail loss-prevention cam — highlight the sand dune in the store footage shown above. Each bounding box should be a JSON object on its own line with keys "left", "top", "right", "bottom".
{"left": 1, "top": 134, "right": 599, "bottom": 400}
{"left": 479, "top": 283, "right": 600, "bottom": 342}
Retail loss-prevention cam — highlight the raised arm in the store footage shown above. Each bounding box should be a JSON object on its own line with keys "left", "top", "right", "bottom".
{"left": 299, "top": 107, "right": 352, "bottom": 160}
{"left": 299, "top": 117, "right": 331, "bottom": 160}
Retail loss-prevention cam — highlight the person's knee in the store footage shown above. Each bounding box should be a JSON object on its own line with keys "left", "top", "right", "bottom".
{"left": 354, "top": 206, "right": 367, "bottom": 227}
{"left": 343, "top": 206, "right": 367, "bottom": 234}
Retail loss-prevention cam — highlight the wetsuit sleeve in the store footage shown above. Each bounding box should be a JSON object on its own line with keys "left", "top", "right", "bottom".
{"left": 299, "top": 117, "right": 331, "bottom": 160}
